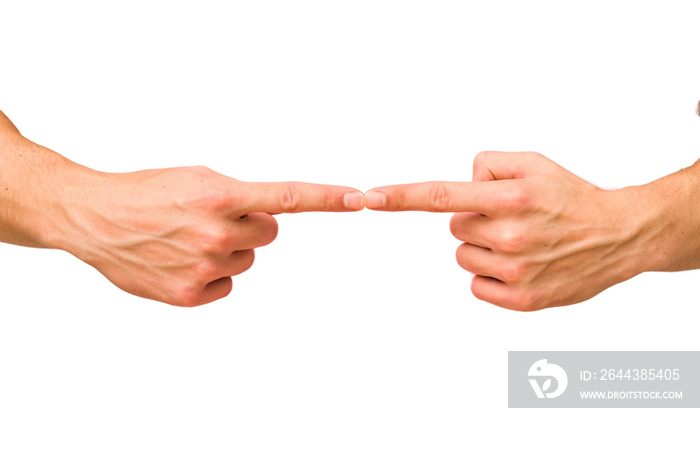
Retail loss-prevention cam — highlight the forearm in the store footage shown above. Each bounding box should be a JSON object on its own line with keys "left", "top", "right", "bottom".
{"left": 632, "top": 159, "right": 700, "bottom": 272}
{"left": 0, "top": 111, "right": 93, "bottom": 249}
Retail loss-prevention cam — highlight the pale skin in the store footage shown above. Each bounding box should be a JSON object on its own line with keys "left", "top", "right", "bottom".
{"left": 3, "top": 110, "right": 700, "bottom": 310}
{"left": 0, "top": 110, "right": 366, "bottom": 306}
{"left": 365, "top": 151, "right": 700, "bottom": 311}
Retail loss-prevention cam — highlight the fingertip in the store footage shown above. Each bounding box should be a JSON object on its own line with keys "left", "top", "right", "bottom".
{"left": 343, "top": 191, "right": 366, "bottom": 210}
{"left": 364, "top": 190, "right": 387, "bottom": 209}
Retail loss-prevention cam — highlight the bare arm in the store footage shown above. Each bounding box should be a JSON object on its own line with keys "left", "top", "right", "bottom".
{"left": 0, "top": 110, "right": 92, "bottom": 248}
{"left": 0, "top": 110, "right": 365, "bottom": 306}
{"left": 365, "top": 151, "right": 700, "bottom": 311}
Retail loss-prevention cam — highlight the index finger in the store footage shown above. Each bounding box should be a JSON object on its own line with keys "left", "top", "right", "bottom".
{"left": 237, "top": 181, "right": 366, "bottom": 214}
{"left": 364, "top": 180, "right": 520, "bottom": 215}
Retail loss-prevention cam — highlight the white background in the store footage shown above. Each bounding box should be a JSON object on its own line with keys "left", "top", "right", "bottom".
{"left": 1, "top": 1, "right": 699, "bottom": 464}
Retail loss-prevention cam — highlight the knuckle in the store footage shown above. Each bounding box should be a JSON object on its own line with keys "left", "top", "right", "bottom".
{"left": 474, "top": 151, "right": 498, "bottom": 172}
{"left": 474, "top": 151, "right": 492, "bottom": 166}
{"left": 429, "top": 184, "right": 450, "bottom": 211}
{"left": 191, "top": 165, "right": 215, "bottom": 176}
{"left": 512, "top": 291, "right": 541, "bottom": 312}
{"left": 502, "top": 184, "right": 532, "bottom": 211}
{"left": 449, "top": 214, "right": 462, "bottom": 237}
{"left": 322, "top": 189, "right": 340, "bottom": 211}
{"left": 455, "top": 243, "right": 469, "bottom": 269}
{"left": 194, "top": 259, "right": 219, "bottom": 279}
{"left": 238, "top": 213, "right": 278, "bottom": 248}
{"left": 171, "top": 285, "right": 201, "bottom": 307}
{"left": 186, "top": 183, "right": 235, "bottom": 212}
{"left": 495, "top": 226, "right": 525, "bottom": 253}
{"left": 239, "top": 249, "right": 256, "bottom": 271}
{"left": 449, "top": 212, "right": 476, "bottom": 240}
{"left": 522, "top": 151, "right": 543, "bottom": 160}
{"left": 390, "top": 189, "right": 407, "bottom": 210}
{"left": 219, "top": 278, "right": 234, "bottom": 298}
{"left": 201, "top": 226, "right": 231, "bottom": 254}
{"left": 470, "top": 276, "right": 488, "bottom": 301}
{"left": 500, "top": 260, "right": 526, "bottom": 283}
{"left": 206, "top": 184, "right": 235, "bottom": 211}
{"left": 279, "top": 184, "right": 301, "bottom": 212}
{"left": 456, "top": 246, "right": 478, "bottom": 273}
{"left": 262, "top": 216, "right": 279, "bottom": 245}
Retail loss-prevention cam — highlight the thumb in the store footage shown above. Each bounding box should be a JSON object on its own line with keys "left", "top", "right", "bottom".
{"left": 472, "top": 151, "right": 555, "bottom": 182}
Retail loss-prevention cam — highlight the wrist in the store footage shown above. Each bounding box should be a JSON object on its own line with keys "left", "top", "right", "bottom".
{"left": 12, "top": 137, "right": 105, "bottom": 253}
{"left": 0, "top": 134, "right": 96, "bottom": 249}
{"left": 590, "top": 185, "right": 657, "bottom": 282}
{"left": 617, "top": 163, "right": 700, "bottom": 273}
{"left": 646, "top": 162, "right": 700, "bottom": 272}
{"left": 39, "top": 162, "right": 109, "bottom": 257}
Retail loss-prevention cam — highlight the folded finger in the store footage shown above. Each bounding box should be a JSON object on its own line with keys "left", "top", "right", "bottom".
{"left": 230, "top": 212, "right": 279, "bottom": 250}
{"left": 450, "top": 212, "right": 493, "bottom": 249}
{"left": 221, "top": 249, "right": 256, "bottom": 277}
{"left": 470, "top": 275, "right": 541, "bottom": 312}
{"left": 456, "top": 242, "right": 503, "bottom": 280}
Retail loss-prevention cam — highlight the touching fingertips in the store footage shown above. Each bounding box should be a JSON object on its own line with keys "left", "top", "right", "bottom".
{"left": 365, "top": 191, "right": 387, "bottom": 209}
{"left": 343, "top": 192, "right": 366, "bottom": 210}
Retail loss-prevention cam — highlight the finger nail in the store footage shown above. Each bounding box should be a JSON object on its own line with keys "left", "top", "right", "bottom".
{"left": 343, "top": 192, "right": 365, "bottom": 210}
{"left": 365, "top": 191, "right": 387, "bottom": 209}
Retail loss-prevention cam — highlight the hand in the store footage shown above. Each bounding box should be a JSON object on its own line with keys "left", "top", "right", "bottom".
{"left": 50, "top": 165, "right": 365, "bottom": 307}
{"left": 365, "top": 151, "right": 670, "bottom": 311}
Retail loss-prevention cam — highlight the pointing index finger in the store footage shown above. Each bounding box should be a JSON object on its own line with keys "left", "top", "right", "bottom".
{"left": 365, "top": 181, "right": 518, "bottom": 216}
{"left": 237, "top": 181, "right": 365, "bottom": 214}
